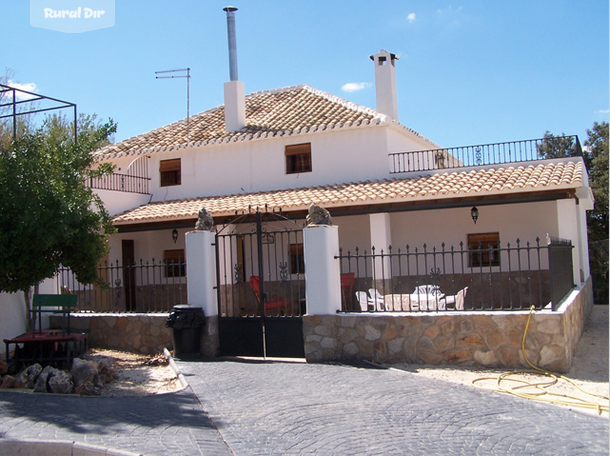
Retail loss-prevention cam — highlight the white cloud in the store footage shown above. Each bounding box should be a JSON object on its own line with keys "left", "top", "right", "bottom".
{"left": 5, "top": 80, "right": 38, "bottom": 100}
{"left": 407, "top": 13, "right": 416, "bottom": 23}
{"left": 597, "top": 109, "right": 609, "bottom": 114}
{"left": 341, "top": 82, "right": 372, "bottom": 93}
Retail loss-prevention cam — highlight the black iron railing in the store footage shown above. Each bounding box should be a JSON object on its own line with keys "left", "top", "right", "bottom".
{"left": 87, "top": 173, "right": 151, "bottom": 194}
{"left": 87, "top": 155, "right": 150, "bottom": 194}
{"left": 336, "top": 237, "right": 574, "bottom": 312}
{"left": 389, "top": 136, "right": 582, "bottom": 174}
{"left": 58, "top": 259, "right": 186, "bottom": 313}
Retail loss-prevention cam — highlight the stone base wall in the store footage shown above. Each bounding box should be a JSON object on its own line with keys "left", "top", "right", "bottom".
{"left": 50, "top": 313, "right": 220, "bottom": 358}
{"left": 303, "top": 279, "right": 593, "bottom": 373}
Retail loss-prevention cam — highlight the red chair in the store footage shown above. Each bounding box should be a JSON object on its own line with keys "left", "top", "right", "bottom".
{"left": 249, "top": 276, "right": 290, "bottom": 315}
{"left": 340, "top": 272, "right": 355, "bottom": 310}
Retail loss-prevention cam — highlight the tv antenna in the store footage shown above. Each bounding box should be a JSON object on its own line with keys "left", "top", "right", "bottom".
{"left": 155, "top": 68, "right": 191, "bottom": 137}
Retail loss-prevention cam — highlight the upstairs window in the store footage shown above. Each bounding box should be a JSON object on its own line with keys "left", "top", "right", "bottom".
{"left": 285, "top": 143, "right": 312, "bottom": 174}
{"left": 468, "top": 233, "right": 501, "bottom": 268}
{"left": 160, "top": 158, "right": 181, "bottom": 186}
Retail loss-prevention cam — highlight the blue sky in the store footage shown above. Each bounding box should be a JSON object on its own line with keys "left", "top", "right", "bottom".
{"left": 2, "top": 1, "right": 608, "bottom": 148}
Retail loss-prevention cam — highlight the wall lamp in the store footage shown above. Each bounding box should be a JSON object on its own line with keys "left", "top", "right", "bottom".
{"left": 172, "top": 228, "right": 179, "bottom": 243}
{"left": 471, "top": 206, "right": 479, "bottom": 225}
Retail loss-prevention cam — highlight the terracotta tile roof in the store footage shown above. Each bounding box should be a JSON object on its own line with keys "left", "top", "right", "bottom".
{"left": 113, "top": 160, "right": 583, "bottom": 225}
{"left": 93, "top": 85, "right": 435, "bottom": 161}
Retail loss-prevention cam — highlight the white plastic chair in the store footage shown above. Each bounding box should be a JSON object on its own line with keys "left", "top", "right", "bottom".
{"left": 355, "top": 291, "right": 371, "bottom": 311}
{"left": 439, "top": 286, "right": 468, "bottom": 310}
{"left": 368, "top": 289, "right": 386, "bottom": 311}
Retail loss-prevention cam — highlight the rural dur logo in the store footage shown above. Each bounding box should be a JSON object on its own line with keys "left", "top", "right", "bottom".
{"left": 30, "top": 0, "right": 115, "bottom": 33}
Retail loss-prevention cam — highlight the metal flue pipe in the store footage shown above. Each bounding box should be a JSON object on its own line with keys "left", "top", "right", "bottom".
{"left": 223, "top": 6, "right": 239, "bottom": 81}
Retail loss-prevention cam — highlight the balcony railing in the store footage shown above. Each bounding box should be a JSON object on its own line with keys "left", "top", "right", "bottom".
{"left": 389, "top": 136, "right": 582, "bottom": 174}
{"left": 87, "top": 173, "right": 151, "bottom": 194}
{"left": 87, "top": 155, "right": 150, "bottom": 194}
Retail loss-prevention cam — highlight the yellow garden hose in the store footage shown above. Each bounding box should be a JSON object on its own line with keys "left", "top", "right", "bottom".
{"left": 472, "top": 305, "right": 609, "bottom": 415}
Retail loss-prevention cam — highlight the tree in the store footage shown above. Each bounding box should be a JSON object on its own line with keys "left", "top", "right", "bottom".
{"left": 537, "top": 131, "right": 581, "bottom": 161}
{"left": 0, "top": 113, "right": 117, "bottom": 323}
{"left": 538, "top": 123, "right": 609, "bottom": 303}
{"left": 584, "top": 122, "right": 609, "bottom": 303}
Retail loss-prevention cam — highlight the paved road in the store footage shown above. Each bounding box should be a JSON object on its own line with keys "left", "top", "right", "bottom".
{"left": 0, "top": 359, "right": 608, "bottom": 455}
{"left": 177, "top": 359, "right": 608, "bottom": 455}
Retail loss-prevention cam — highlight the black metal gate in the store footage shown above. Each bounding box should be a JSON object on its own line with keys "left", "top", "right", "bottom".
{"left": 216, "top": 210, "right": 305, "bottom": 358}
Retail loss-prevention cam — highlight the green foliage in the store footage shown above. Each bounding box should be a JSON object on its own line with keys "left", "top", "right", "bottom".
{"left": 584, "top": 122, "right": 609, "bottom": 303}
{"left": 537, "top": 132, "right": 581, "bottom": 161}
{"left": 0, "top": 113, "right": 117, "bottom": 294}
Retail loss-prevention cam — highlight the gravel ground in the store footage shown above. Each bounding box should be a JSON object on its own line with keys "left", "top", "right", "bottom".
{"left": 389, "top": 305, "right": 609, "bottom": 416}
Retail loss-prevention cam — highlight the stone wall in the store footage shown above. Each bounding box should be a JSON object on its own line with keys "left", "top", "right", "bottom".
{"left": 51, "top": 313, "right": 220, "bottom": 358}
{"left": 303, "top": 279, "right": 593, "bottom": 373}
{"left": 49, "top": 280, "right": 592, "bottom": 371}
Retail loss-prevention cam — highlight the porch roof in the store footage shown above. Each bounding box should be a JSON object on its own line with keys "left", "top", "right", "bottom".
{"left": 112, "top": 159, "right": 585, "bottom": 228}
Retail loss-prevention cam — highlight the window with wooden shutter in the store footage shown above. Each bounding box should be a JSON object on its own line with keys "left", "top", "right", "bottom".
{"left": 164, "top": 249, "right": 185, "bottom": 277}
{"left": 285, "top": 143, "right": 312, "bottom": 174}
{"left": 468, "top": 233, "right": 501, "bottom": 268}
{"left": 160, "top": 158, "right": 181, "bottom": 186}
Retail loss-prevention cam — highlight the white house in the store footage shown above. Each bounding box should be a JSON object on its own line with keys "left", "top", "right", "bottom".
{"left": 1, "top": 9, "right": 595, "bottom": 367}
{"left": 90, "top": 47, "right": 592, "bottom": 295}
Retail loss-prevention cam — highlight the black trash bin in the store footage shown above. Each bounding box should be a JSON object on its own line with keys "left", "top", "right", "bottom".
{"left": 166, "top": 305, "right": 205, "bottom": 359}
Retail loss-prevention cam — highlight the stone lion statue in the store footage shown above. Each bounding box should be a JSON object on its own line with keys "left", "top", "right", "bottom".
{"left": 195, "top": 208, "right": 214, "bottom": 231}
{"left": 306, "top": 203, "right": 332, "bottom": 226}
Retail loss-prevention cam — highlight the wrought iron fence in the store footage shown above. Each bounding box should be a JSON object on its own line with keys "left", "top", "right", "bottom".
{"left": 389, "top": 136, "right": 582, "bottom": 174}
{"left": 57, "top": 258, "right": 187, "bottom": 313}
{"left": 336, "top": 237, "right": 574, "bottom": 313}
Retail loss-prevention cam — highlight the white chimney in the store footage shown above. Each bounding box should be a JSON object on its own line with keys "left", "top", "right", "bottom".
{"left": 370, "top": 49, "right": 399, "bottom": 121}
{"left": 223, "top": 6, "right": 246, "bottom": 132}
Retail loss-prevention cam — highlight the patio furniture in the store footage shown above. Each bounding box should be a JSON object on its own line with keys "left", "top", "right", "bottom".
{"left": 3, "top": 294, "right": 87, "bottom": 367}
{"left": 439, "top": 287, "right": 469, "bottom": 310}
{"left": 341, "top": 272, "right": 355, "bottom": 310}
{"left": 383, "top": 293, "right": 411, "bottom": 311}
{"left": 411, "top": 285, "right": 445, "bottom": 311}
{"left": 368, "top": 288, "right": 386, "bottom": 310}
{"left": 249, "top": 276, "right": 290, "bottom": 315}
{"left": 355, "top": 291, "right": 371, "bottom": 311}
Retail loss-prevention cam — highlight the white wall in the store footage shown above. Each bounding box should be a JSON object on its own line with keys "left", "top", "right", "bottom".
{"left": 0, "top": 292, "right": 27, "bottom": 355}
{"left": 96, "top": 189, "right": 150, "bottom": 217}
{"left": 388, "top": 201, "right": 559, "bottom": 251}
{"left": 142, "top": 125, "right": 427, "bottom": 203}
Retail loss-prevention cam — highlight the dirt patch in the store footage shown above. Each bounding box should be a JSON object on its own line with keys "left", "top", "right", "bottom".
{"left": 83, "top": 349, "right": 181, "bottom": 397}
{"left": 390, "top": 305, "right": 609, "bottom": 416}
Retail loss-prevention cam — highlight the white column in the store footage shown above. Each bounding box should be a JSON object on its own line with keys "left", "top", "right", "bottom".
{"left": 575, "top": 202, "right": 590, "bottom": 282}
{"left": 369, "top": 213, "right": 392, "bottom": 280}
{"left": 556, "top": 199, "right": 581, "bottom": 285}
{"left": 185, "top": 230, "right": 218, "bottom": 316}
{"left": 303, "top": 225, "right": 341, "bottom": 315}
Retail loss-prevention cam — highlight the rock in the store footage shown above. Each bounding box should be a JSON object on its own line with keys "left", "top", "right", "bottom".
{"left": 0, "top": 359, "right": 8, "bottom": 375}
{"left": 75, "top": 380, "right": 101, "bottom": 396}
{"left": 96, "top": 357, "right": 118, "bottom": 385}
{"left": 48, "top": 370, "right": 73, "bottom": 394}
{"left": 71, "top": 358, "right": 100, "bottom": 388}
{"left": 33, "top": 366, "right": 58, "bottom": 393}
{"left": 16, "top": 364, "right": 43, "bottom": 389}
{"left": 1, "top": 375, "right": 15, "bottom": 388}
